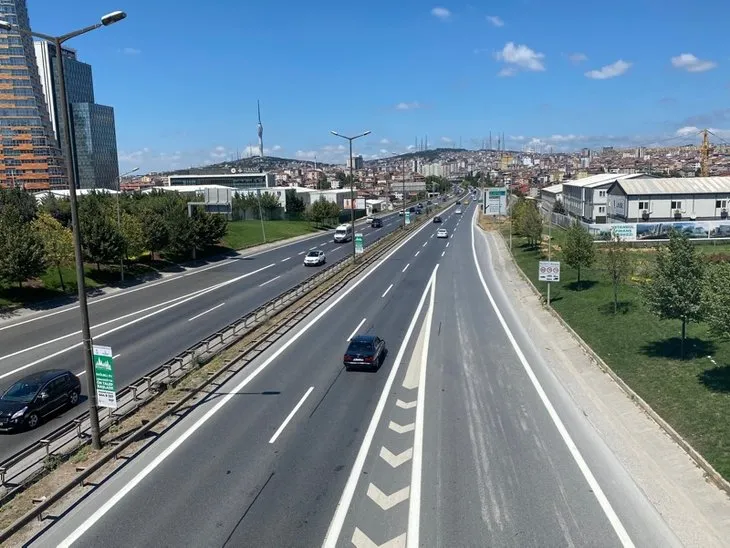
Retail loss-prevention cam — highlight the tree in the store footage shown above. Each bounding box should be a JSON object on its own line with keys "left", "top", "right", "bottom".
{"left": 121, "top": 211, "right": 146, "bottom": 260}
{"left": 0, "top": 216, "right": 46, "bottom": 288}
{"left": 163, "top": 205, "right": 194, "bottom": 258}
{"left": 191, "top": 210, "right": 227, "bottom": 254}
{"left": 316, "top": 172, "right": 330, "bottom": 190}
{"left": 141, "top": 210, "right": 169, "bottom": 260}
{"left": 702, "top": 262, "right": 730, "bottom": 340}
{"left": 78, "top": 192, "right": 124, "bottom": 269}
{"left": 552, "top": 200, "right": 565, "bottom": 215}
{"left": 562, "top": 220, "right": 595, "bottom": 283}
{"left": 32, "top": 212, "right": 74, "bottom": 291}
{"left": 642, "top": 230, "right": 704, "bottom": 359}
{"left": 513, "top": 199, "right": 542, "bottom": 247}
{"left": 599, "top": 232, "right": 634, "bottom": 313}
{"left": 39, "top": 193, "right": 72, "bottom": 227}
{"left": 285, "top": 189, "right": 306, "bottom": 219}
{"left": 0, "top": 187, "right": 37, "bottom": 224}
{"left": 258, "top": 191, "right": 280, "bottom": 219}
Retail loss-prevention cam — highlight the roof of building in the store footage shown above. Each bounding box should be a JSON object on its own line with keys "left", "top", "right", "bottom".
{"left": 152, "top": 185, "right": 235, "bottom": 193}
{"left": 612, "top": 177, "right": 730, "bottom": 196}
{"left": 168, "top": 172, "right": 268, "bottom": 179}
{"left": 562, "top": 173, "right": 647, "bottom": 189}
{"left": 541, "top": 183, "right": 563, "bottom": 194}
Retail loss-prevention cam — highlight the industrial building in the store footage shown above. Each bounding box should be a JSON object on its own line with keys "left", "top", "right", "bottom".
{"left": 167, "top": 172, "right": 276, "bottom": 190}
{"left": 561, "top": 173, "right": 649, "bottom": 223}
{"left": 607, "top": 177, "right": 730, "bottom": 223}
{"left": 539, "top": 183, "right": 563, "bottom": 212}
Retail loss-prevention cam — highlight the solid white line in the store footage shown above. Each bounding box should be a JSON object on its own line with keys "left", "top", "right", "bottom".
{"left": 402, "top": 264, "right": 410, "bottom": 273}
{"left": 347, "top": 318, "right": 367, "bottom": 341}
{"left": 0, "top": 263, "right": 276, "bottom": 381}
{"left": 187, "top": 303, "right": 225, "bottom": 322}
{"left": 414, "top": 251, "right": 420, "bottom": 257}
{"left": 259, "top": 275, "right": 281, "bottom": 287}
{"left": 56, "top": 204, "right": 447, "bottom": 548}
{"left": 323, "top": 266, "right": 439, "bottom": 548}
{"left": 281, "top": 257, "right": 291, "bottom": 262}
{"left": 381, "top": 284, "right": 393, "bottom": 298}
{"left": 407, "top": 266, "right": 437, "bottom": 548}
{"left": 470, "top": 215, "right": 635, "bottom": 547}
{"left": 268, "top": 386, "right": 315, "bottom": 444}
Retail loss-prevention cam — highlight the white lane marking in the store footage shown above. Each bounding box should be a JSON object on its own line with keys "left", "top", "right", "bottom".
{"left": 0, "top": 264, "right": 276, "bottom": 381}
{"left": 322, "top": 265, "right": 439, "bottom": 548}
{"left": 347, "top": 318, "right": 367, "bottom": 341}
{"left": 396, "top": 399, "right": 416, "bottom": 409}
{"left": 75, "top": 370, "right": 85, "bottom": 377}
{"left": 441, "top": 251, "right": 445, "bottom": 257}
{"left": 402, "top": 264, "right": 410, "bottom": 273}
{"left": 450, "top": 234, "right": 454, "bottom": 239}
{"left": 430, "top": 234, "right": 434, "bottom": 238}
{"left": 352, "top": 528, "right": 406, "bottom": 548}
{"left": 446, "top": 242, "right": 450, "bottom": 248}
{"left": 381, "top": 284, "right": 394, "bottom": 298}
{"left": 113, "top": 354, "right": 121, "bottom": 360}
{"left": 281, "top": 257, "right": 291, "bottom": 262}
{"left": 259, "top": 275, "right": 281, "bottom": 287}
{"left": 367, "top": 484, "right": 410, "bottom": 510}
{"left": 380, "top": 447, "right": 414, "bottom": 468}
{"left": 187, "top": 303, "right": 225, "bottom": 322}
{"left": 0, "top": 258, "right": 240, "bottom": 333}
{"left": 422, "top": 242, "right": 428, "bottom": 248}
{"left": 56, "top": 206, "right": 442, "bottom": 548}
{"left": 268, "top": 386, "right": 315, "bottom": 444}
{"left": 407, "top": 268, "right": 437, "bottom": 548}
{"left": 414, "top": 251, "right": 420, "bottom": 257}
{"left": 470, "top": 216, "right": 635, "bottom": 547}
{"left": 298, "top": 251, "right": 307, "bottom": 255}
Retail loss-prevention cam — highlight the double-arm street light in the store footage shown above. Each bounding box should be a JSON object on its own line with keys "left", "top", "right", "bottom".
{"left": 330, "top": 130, "right": 371, "bottom": 260}
{"left": 117, "top": 167, "right": 139, "bottom": 282}
{"left": 0, "top": 11, "right": 127, "bottom": 449}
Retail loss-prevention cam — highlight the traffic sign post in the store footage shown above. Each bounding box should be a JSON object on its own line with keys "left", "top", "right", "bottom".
{"left": 93, "top": 345, "right": 117, "bottom": 409}
{"left": 355, "top": 233, "right": 364, "bottom": 254}
{"left": 538, "top": 260, "right": 561, "bottom": 307}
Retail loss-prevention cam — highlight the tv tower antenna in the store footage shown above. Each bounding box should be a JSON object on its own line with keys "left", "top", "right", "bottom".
{"left": 257, "top": 100, "right": 264, "bottom": 158}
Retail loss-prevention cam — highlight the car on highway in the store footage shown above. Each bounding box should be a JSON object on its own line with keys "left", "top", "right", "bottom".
{"left": 436, "top": 228, "right": 448, "bottom": 238}
{"left": 343, "top": 335, "right": 387, "bottom": 371}
{"left": 455, "top": 208, "right": 462, "bottom": 214}
{"left": 303, "top": 249, "right": 326, "bottom": 266}
{"left": 371, "top": 218, "right": 383, "bottom": 228}
{"left": 334, "top": 223, "right": 353, "bottom": 243}
{"left": 433, "top": 216, "right": 442, "bottom": 223}
{"left": 0, "top": 369, "right": 81, "bottom": 432}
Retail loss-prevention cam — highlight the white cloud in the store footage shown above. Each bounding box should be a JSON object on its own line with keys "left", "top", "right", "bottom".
{"left": 395, "top": 101, "right": 422, "bottom": 110}
{"left": 121, "top": 47, "right": 141, "bottom": 55}
{"left": 380, "top": 138, "right": 390, "bottom": 144}
{"left": 676, "top": 126, "right": 730, "bottom": 139}
{"left": 431, "top": 7, "right": 451, "bottom": 20}
{"left": 210, "top": 145, "right": 228, "bottom": 160}
{"left": 379, "top": 148, "right": 389, "bottom": 154}
{"left": 486, "top": 15, "right": 504, "bottom": 27}
{"left": 241, "top": 144, "right": 282, "bottom": 156}
{"left": 568, "top": 52, "right": 588, "bottom": 64}
{"left": 584, "top": 59, "right": 631, "bottom": 79}
{"left": 441, "top": 136, "right": 453, "bottom": 143}
{"left": 407, "top": 144, "right": 416, "bottom": 150}
{"left": 295, "top": 150, "right": 318, "bottom": 159}
{"left": 509, "top": 135, "right": 526, "bottom": 141}
{"left": 671, "top": 53, "right": 717, "bottom": 73}
{"left": 495, "top": 42, "right": 545, "bottom": 75}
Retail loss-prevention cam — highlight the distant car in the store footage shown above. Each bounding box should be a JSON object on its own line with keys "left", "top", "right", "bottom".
{"left": 344, "top": 335, "right": 387, "bottom": 371}
{"left": 455, "top": 208, "right": 462, "bottom": 214}
{"left": 436, "top": 228, "right": 448, "bottom": 238}
{"left": 303, "top": 249, "right": 326, "bottom": 266}
{"left": 398, "top": 210, "right": 404, "bottom": 216}
{"left": 366, "top": 216, "right": 374, "bottom": 222}
{"left": 0, "top": 369, "right": 81, "bottom": 432}
{"left": 433, "top": 216, "right": 442, "bottom": 223}
{"left": 371, "top": 218, "right": 383, "bottom": 228}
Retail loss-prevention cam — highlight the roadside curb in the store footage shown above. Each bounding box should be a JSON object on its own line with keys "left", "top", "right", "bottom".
{"left": 483, "top": 223, "right": 730, "bottom": 498}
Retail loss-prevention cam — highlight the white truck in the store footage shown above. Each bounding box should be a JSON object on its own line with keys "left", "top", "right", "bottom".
{"left": 334, "top": 223, "right": 353, "bottom": 243}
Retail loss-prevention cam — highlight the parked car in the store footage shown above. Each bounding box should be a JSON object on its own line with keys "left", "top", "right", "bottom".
{"left": 436, "top": 228, "right": 448, "bottom": 238}
{"left": 303, "top": 249, "right": 326, "bottom": 266}
{"left": 343, "top": 335, "right": 387, "bottom": 371}
{"left": 0, "top": 369, "right": 81, "bottom": 432}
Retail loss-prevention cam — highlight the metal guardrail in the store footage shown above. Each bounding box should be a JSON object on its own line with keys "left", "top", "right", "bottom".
{"left": 0, "top": 202, "right": 446, "bottom": 507}
{"left": 0, "top": 202, "right": 449, "bottom": 544}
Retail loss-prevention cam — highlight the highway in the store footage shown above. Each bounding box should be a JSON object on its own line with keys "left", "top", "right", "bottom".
{"left": 27, "top": 199, "right": 682, "bottom": 548}
{"left": 0, "top": 208, "right": 415, "bottom": 459}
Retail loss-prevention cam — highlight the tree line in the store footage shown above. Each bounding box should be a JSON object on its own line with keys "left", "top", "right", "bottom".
{"left": 0, "top": 188, "right": 227, "bottom": 290}
{"left": 511, "top": 197, "right": 729, "bottom": 360}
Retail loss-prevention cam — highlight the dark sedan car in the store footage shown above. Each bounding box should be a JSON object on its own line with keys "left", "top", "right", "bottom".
{"left": 433, "top": 216, "right": 442, "bottom": 223}
{"left": 0, "top": 369, "right": 81, "bottom": 432}
{"left": 371, "top": 218, "right": 383, "bottom": 228}
{"left": 343, "top": 335, "right": 386, "bottom": 371}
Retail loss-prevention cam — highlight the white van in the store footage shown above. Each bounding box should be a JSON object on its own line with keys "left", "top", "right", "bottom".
{"left": 334, "top": 224, "right": 353, "bottom": 243}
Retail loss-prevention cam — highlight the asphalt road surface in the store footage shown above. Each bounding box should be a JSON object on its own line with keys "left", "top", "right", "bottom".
{"left": 0, "top": 208, "right": 421, "bottom": 459}
{"left": 26, "top": 200, "right": 683, "bottom": 548}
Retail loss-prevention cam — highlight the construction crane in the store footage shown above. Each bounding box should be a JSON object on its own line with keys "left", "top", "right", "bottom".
{"left": 700, "top": 128, "right": 712, "bottom": 177}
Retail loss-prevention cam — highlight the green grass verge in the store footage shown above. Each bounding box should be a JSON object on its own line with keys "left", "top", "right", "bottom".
{"left": 222, "top": 220, "right": 318, "bottom": 250}
{"left": 502, "top": 223, "right": 730, "bottom": 482}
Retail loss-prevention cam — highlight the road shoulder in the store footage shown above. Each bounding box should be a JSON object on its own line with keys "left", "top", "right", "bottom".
{"left": 476, "top": 223, "right": 730, "bottom": 548}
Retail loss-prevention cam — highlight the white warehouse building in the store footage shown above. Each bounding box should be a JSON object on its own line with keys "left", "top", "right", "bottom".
{"left": 607, "top": 177, "right": 730, "bottom": 223}
{"left": 561, "top": 173, "right": 650, "bottom": 224}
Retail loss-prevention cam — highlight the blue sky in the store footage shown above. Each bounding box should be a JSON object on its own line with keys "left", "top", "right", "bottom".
{"left": 28, "top": 0, "right": 730, "bottom": 173}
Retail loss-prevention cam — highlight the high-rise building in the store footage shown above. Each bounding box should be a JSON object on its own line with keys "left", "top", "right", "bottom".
{"left": 34, "top": 40, "right": 119, "bottom": 189}
{"left": 0, "top": 0, "right": 66, "bottom": 190}
{"left": 347, "top": 155, "right": 363, "bottom": 170}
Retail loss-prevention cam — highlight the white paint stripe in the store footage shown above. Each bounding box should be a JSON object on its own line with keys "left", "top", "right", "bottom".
{"left": 56, "top": 206, "right": 441, "bottom": 548}
{"left": 381, "top": 284, "right": 393, "bottom": 298}
{"left": 0, "top": 264, "right": 276, "bottom": 381}
{"left": 322, "top": 265, "right": 439, "bottom": 548}
{"left": 469, "top": 214, "right": 635, "bottom": 547}
{"left": 422, "top": 242, "right": 427, "bottom": 248}
{"left": 281, "top": 257, "right": 291, "bottom": 262}
{"left": 402, "top": 264, "right": 410, "bottom": 273}
{"left": 268, "top": 386, "right": 314, "bottom": 444}
{"left": 258, "top": 275, "right": 281, "bottom": 287}
{"left": 113, "top": 354, "right": 121, "bottom": 360}
{"left": 75, "top": 370, "right": 85, "bottom": 377}
{"left": 441, "top": 251, "right": 445, "bottom": 257}
{"left": 414, "top": 251, "right": 420, "bottom": 257}
{"left": 407, "top": 268, "right": 437, "bottom": 548}
{"left": 187, "top": 303, "right": 225, "bottom": 322}
{"left": 347, "top": 318, "right": 367, "bottom": 341}
{"left": 446, "top": 242, "right": 450, "bottom": 248}
{"left": 298, "top": 251, "right": 307, "bottom": 255}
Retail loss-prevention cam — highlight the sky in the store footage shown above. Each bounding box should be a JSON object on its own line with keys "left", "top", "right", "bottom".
{"left": 26, "top": 0, "right": 730, "bottom": 173}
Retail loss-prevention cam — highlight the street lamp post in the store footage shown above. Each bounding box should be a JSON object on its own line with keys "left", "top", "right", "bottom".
{"left": 331, "top": 130, "right": 371, "bottom": 261}
{"left": 0, "top": 11, "right": 127, "bottom": 450}
{"left": 117, "top": 167, "right": 139, "bottom": 282}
